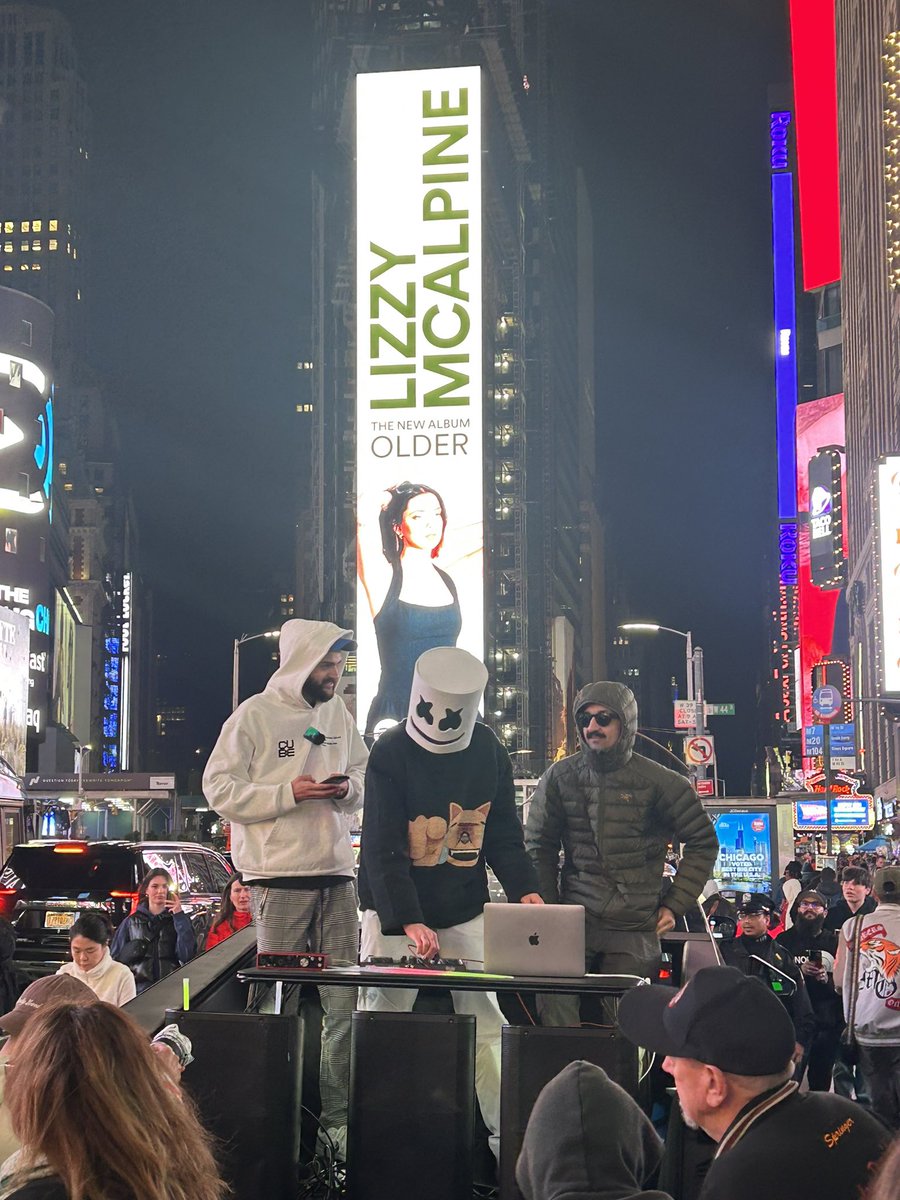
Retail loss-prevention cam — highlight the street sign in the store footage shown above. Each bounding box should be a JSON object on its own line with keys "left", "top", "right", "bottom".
{"left": 673, "top": 700, "right": 701, "bottom": 729}
{"left": 812, "top": 684, "right": 843, "bottom": 720}
{"left": 685, "top": 735, "right": 715, "bottom": 766}
{"left": 674, "top": 701, "right": 734, "bottom": 728}
{"left": 696, "top": 779, "right": 716, "bottom": 797}
{"left": 804, "top": 723, "right": 856, "bottom": 754}
{"left": 804, "top": 724, "right": 856, "bottom": 767}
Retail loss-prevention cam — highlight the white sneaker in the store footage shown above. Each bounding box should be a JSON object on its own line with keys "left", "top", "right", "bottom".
{"left": 316, "top": 1124, "right": 347, "bottom": 1162}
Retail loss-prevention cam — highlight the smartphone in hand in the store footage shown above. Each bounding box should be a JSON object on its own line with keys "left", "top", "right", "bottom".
{"left": 322, "top": 774, "right": 349, "bottom": 784}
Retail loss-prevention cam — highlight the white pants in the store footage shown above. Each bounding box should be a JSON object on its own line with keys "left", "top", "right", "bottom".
{"left": 358, "top": 909, "right": 504, "bottom": 1137}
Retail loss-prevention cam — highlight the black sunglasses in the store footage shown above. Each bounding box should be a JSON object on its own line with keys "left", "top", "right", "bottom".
{"left": 577, "top": 710, "right": 619, "bottom": 729}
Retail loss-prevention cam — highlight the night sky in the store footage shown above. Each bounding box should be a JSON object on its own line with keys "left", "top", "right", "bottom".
{"left": 41, "top": 0, "right": 787, "bottom": 790}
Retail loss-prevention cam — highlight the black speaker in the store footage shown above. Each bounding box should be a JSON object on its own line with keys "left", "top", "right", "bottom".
{"left": 499, "top": 1025, "right": 640, "bottom": 1200}
{"left": 348, "top": 1011, "right": 476, "bottom": 1200}
{"left": 171, "top": 1011, "right": 303, "bottom": 1200}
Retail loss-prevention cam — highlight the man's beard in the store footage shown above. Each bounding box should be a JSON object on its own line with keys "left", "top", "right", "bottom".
{"left": 796, "top": 912, "right": 824, "bottom": 935}
{"left": 303, "top": 679, "right": 335, "bottom": 705}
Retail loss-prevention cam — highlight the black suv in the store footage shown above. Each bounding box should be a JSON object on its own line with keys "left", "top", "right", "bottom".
{"left": 0, "top": 840, "right": 234, "bottom": 978}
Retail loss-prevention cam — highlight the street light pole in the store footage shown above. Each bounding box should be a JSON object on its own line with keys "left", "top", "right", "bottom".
{"left": 619, "top": 623, "right": 706, "bottom": 788}
{"left": 232, "top": 630, "right": 280, "bottom": 711}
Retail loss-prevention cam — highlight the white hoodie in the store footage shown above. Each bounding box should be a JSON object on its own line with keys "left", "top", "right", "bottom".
{"left": 57, "top": 947, "right": 137, "bottom": 1005}
{"left": 203, "top": 620, "right": 367, "bottom": 880}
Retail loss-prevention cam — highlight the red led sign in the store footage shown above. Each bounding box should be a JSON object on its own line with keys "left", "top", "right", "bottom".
{"left": 789, "top": 0, "right": 842, "bottom": 290}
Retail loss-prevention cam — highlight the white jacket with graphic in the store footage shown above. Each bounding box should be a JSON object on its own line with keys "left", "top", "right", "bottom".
{"left": 203, "top": 620, "right": 367, "bottom": 880}
{"left": 840, "top": 902, "right": 900, "bottom": 1045}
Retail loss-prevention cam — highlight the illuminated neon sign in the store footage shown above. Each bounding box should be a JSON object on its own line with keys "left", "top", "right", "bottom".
{"left": 876, "top": 455, "right": 900, "bottom": 695}
{"left": 355, "top": 66, "right": 484, "bottom": 737}
{"left": 772, "top": 165, "right": 798, "bottom": 522}
{"left": 788, "top": 0, "right": 841, "bottom": 290}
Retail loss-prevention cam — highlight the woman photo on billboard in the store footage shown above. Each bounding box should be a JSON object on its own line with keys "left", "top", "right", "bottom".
{"left": 358, "top": 481, "right": 477, "bottom": 740}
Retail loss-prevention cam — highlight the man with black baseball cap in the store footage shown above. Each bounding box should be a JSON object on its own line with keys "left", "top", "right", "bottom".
{"left": 721, "top": 891, "right": 814, "bottom": 1058}
{"left": 617, "top": 966, "right": 889, "bottom": 1200}
{"left": 776, "top": 890, "right": 842, "bottom": 1090}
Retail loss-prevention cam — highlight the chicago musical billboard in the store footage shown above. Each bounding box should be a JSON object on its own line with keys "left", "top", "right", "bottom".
{"left": 355, "top": 66, "right": 483, "bottom": 738}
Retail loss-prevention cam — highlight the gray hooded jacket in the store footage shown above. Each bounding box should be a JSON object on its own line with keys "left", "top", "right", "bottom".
{"left": 524, "top": 682, "right": 718, "bottom": 931}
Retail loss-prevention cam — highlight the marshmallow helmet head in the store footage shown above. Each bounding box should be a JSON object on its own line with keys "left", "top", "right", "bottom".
{"left": 406, "top": 647, "right": 488, "bottom": 755}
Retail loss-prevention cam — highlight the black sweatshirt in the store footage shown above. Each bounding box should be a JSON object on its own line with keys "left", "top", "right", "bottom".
{"left": 357, "top": 722, "right": 540, "bottom": 933}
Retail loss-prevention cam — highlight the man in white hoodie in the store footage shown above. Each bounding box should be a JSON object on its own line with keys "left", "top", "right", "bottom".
{"left": 203, "top": 619, "right": 368, "bottom": 1155}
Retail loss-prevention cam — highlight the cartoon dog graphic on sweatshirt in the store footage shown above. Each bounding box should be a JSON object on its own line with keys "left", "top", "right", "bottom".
{"left": 407, "top": 802, "right": 493, "bottom": 868}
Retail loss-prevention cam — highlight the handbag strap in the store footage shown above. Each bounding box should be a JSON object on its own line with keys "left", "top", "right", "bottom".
{"left": 845, "top": 913, "right": 864, "bottom": 1036}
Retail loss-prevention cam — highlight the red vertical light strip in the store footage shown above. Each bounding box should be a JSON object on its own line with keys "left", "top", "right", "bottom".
{"left": 789, "top": 0, "right": 842, "bottom": 289}
{"left": 796, "top": 393, "right": 845, "bottom": 754}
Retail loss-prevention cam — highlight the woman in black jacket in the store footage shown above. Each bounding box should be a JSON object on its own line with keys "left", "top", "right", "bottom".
{"left": 0, "top": 921, "right": 28, "bottom": 1016}
{"left": 110, "top": 869, "right": 197, "bottom": 992}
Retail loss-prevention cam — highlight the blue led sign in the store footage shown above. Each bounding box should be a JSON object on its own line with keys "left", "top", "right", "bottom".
{"left": 772, "top": 168, "right": 798, "bottom": 523}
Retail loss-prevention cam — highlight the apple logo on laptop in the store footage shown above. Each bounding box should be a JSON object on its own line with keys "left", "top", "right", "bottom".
{"left": 529, "top": 932, "right": 540, "bottom": 946}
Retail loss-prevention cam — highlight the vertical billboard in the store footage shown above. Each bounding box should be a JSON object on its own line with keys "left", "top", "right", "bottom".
{"left": 0, "top": 290, "right": 54, "bottom": 742}
{"left": 771, "top": 111, "right": 800, "bottom": 733}
{"left": 355, "top": 67, "right": 483, "bottom": 738}
{"left": 796, "top": 394, "right": 847, "bottom": 746}
{"left": 808, "top": 448, "right": 845, "bottom": 588}
{"left": 876, "top": 455, "right": 900, "bottom": 696}
{"left": 0, "top": 606, "right": 30, "bottom": 797}
{"left": 788, "top": 0, "right": 841, "bottom": 289}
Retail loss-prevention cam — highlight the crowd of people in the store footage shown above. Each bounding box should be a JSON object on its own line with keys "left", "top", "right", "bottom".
{"left": 1, "top": 614, "right": 898, "bottom": 1197}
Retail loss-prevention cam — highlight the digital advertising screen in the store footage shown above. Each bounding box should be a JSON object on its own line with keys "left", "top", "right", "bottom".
{"left": 355, "top": 66, "right": 484, "bottom": 738}
{"left": 794, "top": 796, "right": 874, "bottom": 829}
{"left": 0, "top": 292, "right": 54, "bottom": 740}
{"left": 796, "top": 393, "right": 847, "bottom": 746}
{"left": 0, "top": 606, "right": 30, "bottom": 797}
{"left": 877, "top": 455, "right": 900, "bottom": 696}
{"left": 711, "top": 809, "right": 774, "bottom": 894}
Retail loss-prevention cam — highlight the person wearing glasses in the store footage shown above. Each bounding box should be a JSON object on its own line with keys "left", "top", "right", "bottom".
{"left": 776, "top": 889, "right": 843, "bottom": 1090}
{"left": 524, "top": 681, "right": 719, "bottom": 1026}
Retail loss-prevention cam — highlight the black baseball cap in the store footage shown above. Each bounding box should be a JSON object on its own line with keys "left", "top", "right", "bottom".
{"left": 617, "top": 966, "right": 796, "bottom": 1075}
{"left": 736, "top": 892, "right": 774, "bottom": 915}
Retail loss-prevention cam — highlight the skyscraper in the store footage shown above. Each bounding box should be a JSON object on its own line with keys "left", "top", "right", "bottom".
{"left": 835, "top": 0, "right": 900, "bottom": 800}
{"left": 0, "top": 4, "right": 88, "bottom": 367}
{"left": 0, "top": 3, "right": 149, "bottom": 773}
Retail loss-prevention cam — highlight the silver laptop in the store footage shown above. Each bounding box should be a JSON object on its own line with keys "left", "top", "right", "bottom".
{"left": 483, "top": 903, "right": 585, "bottom": 977}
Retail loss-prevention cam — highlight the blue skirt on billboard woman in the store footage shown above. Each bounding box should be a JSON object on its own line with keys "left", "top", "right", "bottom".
{"left": 365, "top": 564, "right": 461, "bottom": 738}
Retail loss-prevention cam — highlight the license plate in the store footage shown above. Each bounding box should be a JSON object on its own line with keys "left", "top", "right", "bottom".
{"left": 44, "top": 912, "right": 76, "bottom": 930}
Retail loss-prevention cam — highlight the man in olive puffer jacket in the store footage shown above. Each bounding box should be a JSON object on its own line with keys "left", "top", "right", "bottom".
{"left": 525, "top": 680, "right": 718, "bottom": 1025}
